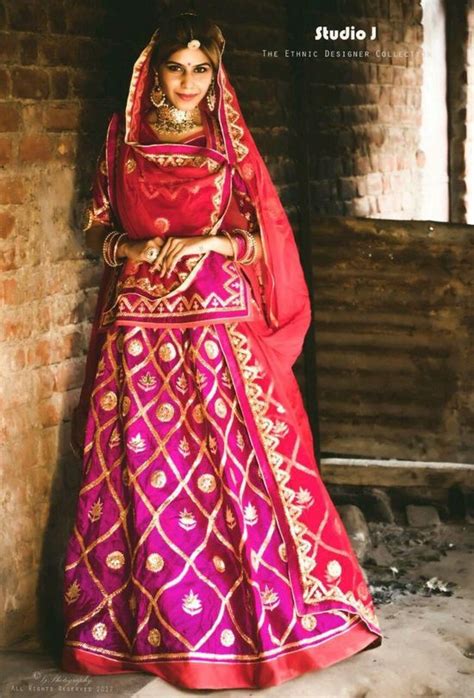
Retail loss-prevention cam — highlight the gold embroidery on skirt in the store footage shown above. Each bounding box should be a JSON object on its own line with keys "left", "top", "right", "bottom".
{"left": 179, "top": 509, "right": 197, "bottom": 530}
{"left": 213, "top": 555, "right": 226, "bottom": 572}
{"left": 92, "top": 623, "right": 107, "bottom": 641}
{"left": 147, "top": 628, "right": 161, "bottom": 646}
{"left": 159, "top": 342, "right": 176, "bottom": 361}
{"left": 220, "top": 629, "right": 235, "bottom": 646}
{"left": 106, "top": 551, "right": 125, "bottom": 570}
{"left": 146, "top": 553, "right": 164, "bottom": 572}
{"left": 65, "top": 580, "right": 81, "bottom": 604}
{"left": 157, "top": 403, "right": 175, "bottom": 422}
{"left": 301, "top": 614, "right": 317, "bottom": 631}
{"left": 88, "top": 498, "right": 103, "bottom": 522}
{"left": 100, "top": 391, "right": 117, "bottom": 411}
{"left": 197, "top": 473, "right": 216, "bottom": 493}
{"left": 182, "top": 589, "right": 202, "bottom": 615}
{"left": 127, "top": 339, "right": 143, "bottom": 356}
{"left": 150, "top": 470, "right": 167, "bottom": 488}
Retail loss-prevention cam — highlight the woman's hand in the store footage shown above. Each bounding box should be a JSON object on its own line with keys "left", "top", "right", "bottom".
{"left": 117, "top": 237, "right": 165, "bottom": 264}
{"left": 150, "top": 235, "right": 213, "bottom": 275}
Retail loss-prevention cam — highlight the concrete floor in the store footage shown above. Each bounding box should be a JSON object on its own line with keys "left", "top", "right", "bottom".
{"left": 1, "top": 523, "right": 473, "bottom": 698}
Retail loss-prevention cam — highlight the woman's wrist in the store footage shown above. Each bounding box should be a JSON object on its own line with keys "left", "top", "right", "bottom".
{"left": 116, "top": 238, "right": 130, "bottom": 259}
{"left": 207, "top": 233, "right": 234, "bottom": 257}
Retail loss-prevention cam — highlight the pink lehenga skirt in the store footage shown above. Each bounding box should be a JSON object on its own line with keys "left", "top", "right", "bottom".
{"left": 62, "top": 323, "right": 379, "bottom": 689}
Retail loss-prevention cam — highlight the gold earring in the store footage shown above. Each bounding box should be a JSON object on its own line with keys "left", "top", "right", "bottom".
{"left": 150, "top": 71, "right": 166, "bottom": 108}
{"left": 206, "top": 79, "right": 216, "bottom": 111}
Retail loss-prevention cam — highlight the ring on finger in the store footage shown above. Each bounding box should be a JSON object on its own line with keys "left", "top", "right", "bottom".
{"left": 146, "top": 248, "right": 158, "bottom": 263}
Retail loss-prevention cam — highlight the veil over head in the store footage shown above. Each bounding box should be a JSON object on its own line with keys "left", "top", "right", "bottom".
{"left": 120, "top": 14, "right": 312, "bottom": 371}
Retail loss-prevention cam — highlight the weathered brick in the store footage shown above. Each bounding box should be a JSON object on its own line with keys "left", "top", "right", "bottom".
{"left": 0, "top": 33, "right": 20, "bottom": 63}
{"left": 0, "top": 177, "right": 26, "bottom": 204}
{"left": 11, "top": 67, "right": 49, "bottom": 100}
{"left": 0, "top": 210, "right": 15, "bottom": 238}
{"left": 0, "top": 69, "right": 10, "bottom": 98}
{"left": 0, "top": 137, "right": 13, "bottom": 165}
{"left": 50, "top": 69, "right": 69, "bottom": 99}
{"left": 0, "top": 104, "right": 20, "bottom": 132}
{"left": 8, "top": 1, "right": 48, "bottom": 32}
{"left": 19, "top": 134, "right": 53, "bottom": 162}
{"left": 20, "top": 36, "right": 38, "bottom": 65}
{"left": 43, "top": 104, "right": 80, "bottom": 131}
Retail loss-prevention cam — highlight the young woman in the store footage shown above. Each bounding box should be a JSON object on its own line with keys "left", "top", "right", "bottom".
{"left": 61, "top": 12, "right": 382, "bottom": 689}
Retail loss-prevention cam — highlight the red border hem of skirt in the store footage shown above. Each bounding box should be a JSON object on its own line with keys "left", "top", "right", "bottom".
{"left": 61, "top": 619, "right": 381, "bottom": 689}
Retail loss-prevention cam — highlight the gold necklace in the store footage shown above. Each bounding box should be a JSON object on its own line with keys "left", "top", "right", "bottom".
{"left": 149, "top": 102, "right": 201, "bottom": 135}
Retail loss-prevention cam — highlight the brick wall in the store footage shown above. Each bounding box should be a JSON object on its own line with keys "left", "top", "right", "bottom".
{"left": 0, "top": 0, "right": 301, "bottom": 650}
{"left": 312, "top": 216, "right": 474, "bottom": 463}
{"left": 307, "top": 0, "right": 424, "bottom": 219}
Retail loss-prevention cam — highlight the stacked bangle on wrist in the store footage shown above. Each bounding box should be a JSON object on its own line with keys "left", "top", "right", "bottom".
{"left": 221, "top": 229, "right": 258, "bottom": 265}
{"left": 102, "top": 231, "right": 127, "bottom": 267}
{"left": 234, "top": 228, "right": 257, "bottom": 265}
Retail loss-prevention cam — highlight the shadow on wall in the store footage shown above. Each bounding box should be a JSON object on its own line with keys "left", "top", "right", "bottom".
{"left": 34, "top": 0, "right": 162, "bottom": 660}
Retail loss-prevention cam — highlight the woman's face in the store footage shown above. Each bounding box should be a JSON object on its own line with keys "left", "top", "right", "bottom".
{"left": 157, "top": 47, "right": 214, "bottom": 112}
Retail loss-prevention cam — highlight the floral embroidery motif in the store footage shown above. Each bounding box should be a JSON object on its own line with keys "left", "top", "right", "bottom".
{"left": 92, "top": 623, "right": 107, "bottom": 641}
{"left": 159, "top": 342, "right": 176, "bottom": 362}
{"left": 109, "top": 427, "right": 120, "bottom": 447}
{"left": 146, "top": 553, "right": 164, "bottom": 572}
{"left": 301, "top": 614, "right": 317, "bottom": 631}
{"left": 175, "top": 374, "right": 188, "bottom": 394}
{"left": 148, "top": 628, "right": 161, "bottom": 646}
{"left": 154, "top": 217, "right": 170, "bottom": 234}
{"left": 88, "top": 498, "right": 103, "bottom": 522}
{"left": 179, "top": 509, "right": 197, "bottom": 531}
{"left": 215, "top": 397, "right": 227, "bottom": 418}
{"left": 208, "top": 434, "right": 217, "bottom": 454}
{"left": 278, "top": 543, "right": 287, "bottom": 562}
{"left": 192, "top": 404, "right": 204, "bottom": 423}
{"left": 225, "top": 507, "right": 236, "bottom": 529}
{"left": 65, "top": 580, "right": 81, "bottom": 604}
{"left": 138, "top": 372, "right": 157, "bottom": 391}
{"left": 204, "top": 340, "right": 219, "bottom": 359}
{"left": 213, "top": 555, "right": 226, "bottom": 572}
{"left": 198, "top": 474, "right": 216, "bottom": 493}
{"left": 244, "top": 502, "right": 258, "bottom": 526}
{"left": 106, "top": 551, "right": 125, "bottom": 570}
{"left": 295, "top": 487, "right": 315, "bottom": 509}
{"left": 150, "top": 470, "right": 166, "bottom": 488}
{"left": 220, "top": 629, "right": 235, "bottom": 646}
{"left": 121, "top": 396, "right": 131, "bottom": 416}
{"left": 125, "top": 157, "right": 136, "bottom": 173}
{"left": 127, "top": 339, "right": 143, "bottom": 356}
{"left": 128, "top": 434, "right": 146, "bottom": 453}
{"left": 236, "top": 431, "right": 245, "bottom": 450}
{"left": 178, "top": 436, "right": 191, "bottom": 457}
{"left": 326, "top": 560, "right": 342, "bottom": 581}
{"left": 100, "top": 391, "right": 117, "bottom": 411}
{"left": 260, "top": 584, "right": 280, "bottom": 611}
{"left": 182, "top": 589, "right": 202, "bottom": 615}
{"left": 157, "top": 403, "right": 174, "bottom": 422}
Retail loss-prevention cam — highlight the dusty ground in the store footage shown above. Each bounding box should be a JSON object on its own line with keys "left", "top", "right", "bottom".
{"left": 0, "top": 522, "right": 472, "bottom": 698}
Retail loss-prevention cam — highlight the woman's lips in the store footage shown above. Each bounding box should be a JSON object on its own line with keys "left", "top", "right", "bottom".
{"left": 176, "top": 92, "right": 199, "bottom": 101}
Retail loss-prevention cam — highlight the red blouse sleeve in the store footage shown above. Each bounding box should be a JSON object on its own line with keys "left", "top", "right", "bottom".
{"left": 82, "top": 141, "right": 114, "bottom": 230}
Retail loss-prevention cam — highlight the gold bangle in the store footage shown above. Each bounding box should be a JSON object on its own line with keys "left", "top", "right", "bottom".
{"left": 238, "top": 230, "right": 257, "bottom": 265}
{"left": 221, "top": 230, "right": 237, "bottom": 260}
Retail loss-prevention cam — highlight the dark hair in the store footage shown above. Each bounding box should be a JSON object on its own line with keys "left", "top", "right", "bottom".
{"left": 151, "top": 13, "right": 224, "bottom": 74}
